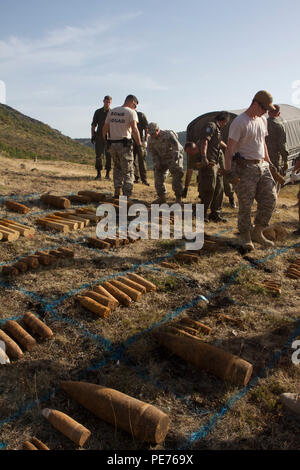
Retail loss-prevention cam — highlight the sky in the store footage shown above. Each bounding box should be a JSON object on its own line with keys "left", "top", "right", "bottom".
{"left": 1, "top": 0, "right": 300, "bottom": 138}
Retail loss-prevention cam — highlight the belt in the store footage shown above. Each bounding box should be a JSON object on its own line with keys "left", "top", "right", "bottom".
{"left": 109, "top": 138, "right": 132, "bottom": 144}
{"left": 242, "top": 158, "right": 261, "bottom": 164}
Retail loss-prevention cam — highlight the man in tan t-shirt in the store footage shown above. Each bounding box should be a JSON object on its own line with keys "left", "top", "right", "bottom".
{"left": 102, "top": 94, "right": 143, "bottom": 198}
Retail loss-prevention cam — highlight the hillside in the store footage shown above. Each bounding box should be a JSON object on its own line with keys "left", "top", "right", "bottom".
{"left": 0, "top": 104, "right": 95, "bottom": 164}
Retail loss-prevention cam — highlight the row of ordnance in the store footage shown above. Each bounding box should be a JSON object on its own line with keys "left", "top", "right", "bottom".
{"left": 0, "top": 312, "right": 53, "bottom": 362}
{"left": 2, "top": 247, "right": 74, "bottom": 277}
{"left": 78, "top": 273, "right": 157, "bottom": 318}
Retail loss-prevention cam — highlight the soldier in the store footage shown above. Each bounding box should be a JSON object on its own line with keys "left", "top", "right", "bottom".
{"left": 292, "top": 154, "right": 300, "bottom": 235}
{"left": 197, "top": 112, "right": 230, "bottom": 222}
{"left": 225, "top": 90, "right": 277, "bottom": 251}
{"left": 102, "top": 94, "right": 142, "bottom": 198}
{"left": 184, "top": 141, "right": 214, "bottom": 202}
{"left": 219, "top": 149, "right": 236, "bottom": 208}
{"left": 91, "top": 95, "right": 112, "bottom": 180}
{"left": 148, "top": 123, "right": 184, "bottom": 204}
{"left": 182, "top": 142, "right": 201, "bottom": 200}
{"left": 133, "top": 111, "right": 150, "bottom": 185}
{"left": 266, "top": 104, "right": 289, "bottom": 193}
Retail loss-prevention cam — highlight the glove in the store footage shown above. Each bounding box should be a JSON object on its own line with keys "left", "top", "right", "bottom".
{"left": 226, "top": 170, "right": 240, "bottom": 185}
{"left": 91, "top": 135, "right": 96, "bottom": 144}
{"left": 182, "top": 187, "right": 188, "bottom": 198}
{"left": 269, "top": 164, "right": 285, "bottom": 185}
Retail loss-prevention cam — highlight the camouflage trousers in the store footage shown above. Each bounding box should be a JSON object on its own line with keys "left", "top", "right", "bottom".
{"left": 153, "top": 155, "right": 184, "bottom": 198}
{"left": 109, "top": 143, "right": 134, "bottom": 197}
{"left": 234, "top": 160, "right": 277, "bottom": 233}
{"left": 95, "top": 138, "right": 111, "bottom": 171}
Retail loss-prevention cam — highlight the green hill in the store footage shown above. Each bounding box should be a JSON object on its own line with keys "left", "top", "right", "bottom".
{"left": 0, "top": 104, "right": 95, "bottom": 164}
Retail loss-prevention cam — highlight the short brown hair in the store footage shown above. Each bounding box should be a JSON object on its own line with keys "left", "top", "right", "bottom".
{"left": 104, "top": 95, "right": 112, "bottom": 101}
{"left": 125, "top": 94, "right": 138, "bottom": 104}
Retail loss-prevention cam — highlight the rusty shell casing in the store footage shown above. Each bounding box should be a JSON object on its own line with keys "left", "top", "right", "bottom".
{"left": 108, "top": 279, "right": 142, "bottom": 302}
{"left": 4, "top": 320, "right": 37, "bottom": 351}
{"left": 84, "top": 291, "right": 116, "bottom": 310}
{"left": 23, "top": 441, "right": 38, "bottom": 450}
{"left": 0, "top": 329, "right": 23, "bottom": 359}
{"left": 102, "top": 281, "right": 132, "bottom": 306}
{"left": 155, "top": 331, "right": 253, "bottom": 386}
{"left": 42, "top": 408, "right": 91, "bottom": 447}
{"left": 5, "top": 200, "right": 30, "bottom": 214}
{"left": 23, "top": 312, "right": 53, "bottom": 339}
{"left": 40, "top": 195, "right": 71, "bottom": 209}
{"left": 116, "top": 276, "right": 147, "bottom": 294}
{"left": 24, "top": 256, "right": 40, "bottom": 269}
{"left": 126, "top": 273, "right": 157, "bottom": 292}
{"left": 78, "top": 296, "right": 110, "bottom": 318}
{"left": 31, "top": 437, "right": 50, "bottom": 450}
{"left": 13, "top": 261, "right": 28, "bottom": 273}
{"left": 60, "top": 381, "right": 170, "bottom": 444}
{"left": 93, "top": 285, "right": 119, "bottom": 306}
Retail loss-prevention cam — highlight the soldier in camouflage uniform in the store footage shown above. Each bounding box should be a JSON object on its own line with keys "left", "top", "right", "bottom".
{"left": 102, "top": 95, "right": 143, "bottom": 198}
{"left": 91, "top": 95, "right": 112, "bottom": 180}
{"left": 225, "top": 90, "right": 277, "bottom": 251}
{"left": 292, "top": 154, "right": 300, "bottom": 235}
{"left": 197, "top": 112, "right": 230, "bottom": 222}
{"left": 148, "top": 123, "right": 184, "bottom": 203}
{"left": 266, "top": 104, "right": 289, "bottom": 193}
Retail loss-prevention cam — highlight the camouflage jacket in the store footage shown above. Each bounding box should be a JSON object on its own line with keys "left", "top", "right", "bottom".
{"left": 266, "top": 117, "right": 288, "bottom": 165}
{"left": 148, "top": 130, "right": 183, "bottom": 167}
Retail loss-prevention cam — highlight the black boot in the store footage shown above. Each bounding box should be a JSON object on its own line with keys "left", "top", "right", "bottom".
{"left": 95, "top": 170, "right": 101, "bottom": 180}
{"left": 229, "top": 196, "right": 236, "bottom": 209}
{"left": 105, "top": 171, "right": 111, "bottom": 180}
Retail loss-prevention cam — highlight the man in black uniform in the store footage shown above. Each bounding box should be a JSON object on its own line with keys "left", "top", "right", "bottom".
{"left": 91, "top": 95, "right": 112, "bottom": 180}
{"left": 133, "top": 111, "right": 149, "bottom": 185}
{"left": 197, "top": 111, "right": 230, "bottom": 222}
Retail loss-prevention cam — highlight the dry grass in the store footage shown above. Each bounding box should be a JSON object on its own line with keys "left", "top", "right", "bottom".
{"left": 0, "top": 153, "right": 299, "bottom": 450}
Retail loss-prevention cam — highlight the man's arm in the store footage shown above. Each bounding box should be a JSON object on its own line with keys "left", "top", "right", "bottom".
{"left": 224, "top": 138, "right": 238, "bottom": 171}
{"left": 102, "top": 122, "right": 110, "bottom": 140}
{"left": 131, "top": 120, "right": 142, "bottom": 146}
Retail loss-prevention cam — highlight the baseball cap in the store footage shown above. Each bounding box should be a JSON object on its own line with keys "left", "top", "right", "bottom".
{"left": 148, "top": 122, "right": 159, "bottom": 134}
{"left": 253, "top": 90, "right": 276, "bottom": 111}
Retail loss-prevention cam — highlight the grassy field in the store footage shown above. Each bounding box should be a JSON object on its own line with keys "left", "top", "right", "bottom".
{"left": 0, "top": 153, "right": 299, "bottom": 451}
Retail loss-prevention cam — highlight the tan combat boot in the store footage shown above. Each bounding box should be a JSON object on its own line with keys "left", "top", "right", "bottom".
{"left": 239, "top": 231, "right": 254, "bottom": 251}
{"left": 280, "top": 393, "right": 300, "bottom": 415}
{"left": 251, "top": 225, "right": 274, "bottom": 247}
{"left": 152, "top": 195, "right": 167, "bottom": 204}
